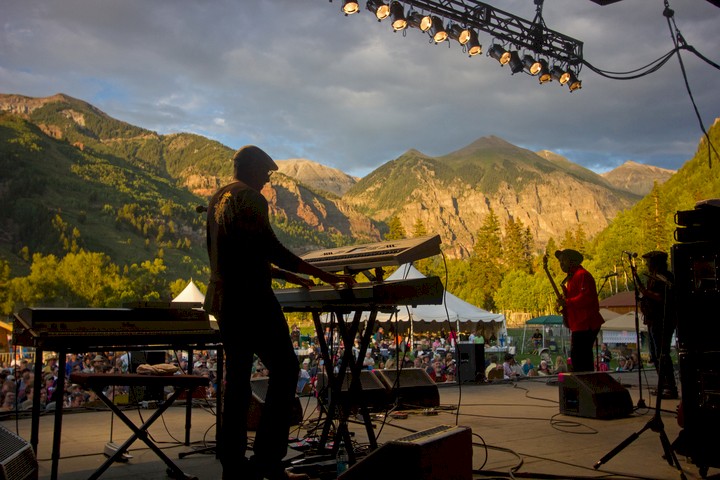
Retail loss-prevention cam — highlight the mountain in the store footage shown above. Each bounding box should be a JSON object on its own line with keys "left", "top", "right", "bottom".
{"left": 275, "top": 159, "right": 358, "bottom": 197}
{"left": 1, "top": 92, "right": 669, "bottom": 278}
{"left": 343, "top": 136, "right": 641, "bottom": 258}
{"left": 0, "top": 93, "right": 381, "bottom": 281}
{"left": 600, "top": 160, "right": 675, "bottom": 196}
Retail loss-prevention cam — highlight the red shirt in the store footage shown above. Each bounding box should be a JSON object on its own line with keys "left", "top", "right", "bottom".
{"left": 562, "top": 265, "right": 604, "bottom": 332}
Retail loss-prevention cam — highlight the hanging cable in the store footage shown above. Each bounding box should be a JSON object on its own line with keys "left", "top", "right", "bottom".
{"left": 663, "top": 0, "right": 718, "bottom": 168}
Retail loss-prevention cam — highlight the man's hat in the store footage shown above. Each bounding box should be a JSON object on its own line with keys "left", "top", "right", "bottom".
{"left": 554, "top": 249, "right": 584, "bottom": 264}
{"left": 642, "top": 251, "right": 668, "bottom": 262}
{"left": 232, "top": 145, "right": 278, "bottom": 172}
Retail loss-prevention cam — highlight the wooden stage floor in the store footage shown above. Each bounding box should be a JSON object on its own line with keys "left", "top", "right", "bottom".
{"left": 1, "top": 369, "right": 716, "bottom": 480}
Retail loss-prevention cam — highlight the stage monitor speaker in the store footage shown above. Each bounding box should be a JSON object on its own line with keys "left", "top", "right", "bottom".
{"left": 338, "top": 425, "right": 472, "bottom": 480}
{"left": 373, "top": 368, "right": 439, "bottom": 409}
{"left": 128, "top": 350, "right": 166, "bottom": 401}
{"left": 315, "top": 370, "right": 389, "bottom": 410}
{"left": 247, "top": 377, "right": 303, "bottom": 431}
{"left": 558, "top": 372, "right": 632, "bottom": 419}
{"left": 456, "top": 342, "right": 485, "bottom": 383}
{"left": 0, "top": 424, "right": 37, "bottom": 480}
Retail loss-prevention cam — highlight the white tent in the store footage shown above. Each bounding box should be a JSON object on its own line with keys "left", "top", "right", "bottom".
{"left": 600, "top": 308, "right": 646, "bottom": 344}
{"left": 172, "top": 280, "right": 205, "bottom": 305}
{"left": 374, "top": 264, "right": 505, "bottom": 333}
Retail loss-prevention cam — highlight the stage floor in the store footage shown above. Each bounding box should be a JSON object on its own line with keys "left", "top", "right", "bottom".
{"left": 2, "top": 369, "right": 716, "bottom": 480}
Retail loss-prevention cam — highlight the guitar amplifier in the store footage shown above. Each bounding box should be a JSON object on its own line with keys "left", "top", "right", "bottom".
{"left": 339, "top": 425, "right": 472, "bottom": 480}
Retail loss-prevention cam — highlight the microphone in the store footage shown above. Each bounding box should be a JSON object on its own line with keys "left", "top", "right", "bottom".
{"left": 196, "top": 205, "right": 208, "bottom": 213}
{"left": 622, "top": 251, "right": 638, "bottom": 258}
{"left": 601, "top": 272, "right": 618, "bottom": 279}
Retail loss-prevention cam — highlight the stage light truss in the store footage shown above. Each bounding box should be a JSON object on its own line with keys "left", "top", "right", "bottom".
{"left": 394, "top": 0, "right": 583, "bottom": 67}
{"left": 331, "top": 0, "right": 584, "bottom": 90}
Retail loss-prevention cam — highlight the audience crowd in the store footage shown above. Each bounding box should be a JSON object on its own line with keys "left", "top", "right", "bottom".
{"left": 1, "top": 325, "right": 638, "bottom": 413}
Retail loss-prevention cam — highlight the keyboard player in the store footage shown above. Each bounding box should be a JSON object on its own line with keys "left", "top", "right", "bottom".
{"left": 204, "top": 145, "right": 354, "bottom": 480}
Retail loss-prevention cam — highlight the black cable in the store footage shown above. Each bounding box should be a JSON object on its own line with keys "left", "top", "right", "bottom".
{"left": 664, "top": 0, "right": 718, "bottom": 169}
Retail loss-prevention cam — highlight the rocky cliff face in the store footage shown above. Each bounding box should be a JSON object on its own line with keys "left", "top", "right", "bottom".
{"left": 342, "top": 139, "right": 640, "bottom": 258}
{"left": 275, "top": 159, "right": 358, "bottom": 197}
{"left": 600, "top": 160, "right": 675, "bottom": 196}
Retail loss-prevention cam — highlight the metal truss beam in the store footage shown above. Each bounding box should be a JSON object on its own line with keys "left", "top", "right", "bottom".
{"left": 398, "top": 0, "right": 583, "bottom": 66}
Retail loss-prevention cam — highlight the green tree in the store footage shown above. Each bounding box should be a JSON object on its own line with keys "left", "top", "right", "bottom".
{"left": 412, "top": 218, "right": 428, "bottom": 237}
{"left": 385, "top": 216, "right": 407, "bottom": 240}
{"left": 470, "top": 209, "right": 504, "bottom": 311}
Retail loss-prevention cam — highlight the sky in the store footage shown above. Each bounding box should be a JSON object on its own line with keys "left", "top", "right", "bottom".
{"left": 2, "top": 0, "right": 719, "bottom": 178}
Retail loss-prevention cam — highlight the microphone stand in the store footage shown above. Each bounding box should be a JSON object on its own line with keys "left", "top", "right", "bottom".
{"left": 627, "top": 255, "right": 646, "bottom": 409}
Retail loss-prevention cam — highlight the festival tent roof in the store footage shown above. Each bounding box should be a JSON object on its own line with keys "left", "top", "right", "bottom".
{"left": 525, "top": 314, "right": 564, "bottom": 325}
{"left": 172, "top": 280, "right": 205, "bottom": 305}
{"left": 377, "top": 264, "right": 505, "bottom": 325}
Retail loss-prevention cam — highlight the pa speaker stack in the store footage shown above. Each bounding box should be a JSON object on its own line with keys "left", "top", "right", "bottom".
{"left": 456, "top": 342, "right": 485, "bottom": 383}
{"left": 558, "top": 372, "right": 632, "bottom": 419}
{"left": 338, "top": 425, "right": 472, "bottom": 480}
{"left": 314, "top": 370, "right": 389, "bottom": 411}
{"left": 247, "top": 377, "right": 303, "bottom": 431}
{"left": 373, "top": 368, "right": 439, "bottom": 409}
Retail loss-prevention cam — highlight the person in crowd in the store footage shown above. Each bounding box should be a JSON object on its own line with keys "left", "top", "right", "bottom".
{"left": 485, "top": 354, "right": 499, "bottom": 379}
{"left": 531, "top": 329, "right": 543, "bottom": 354}
{"left": 554, "top": 249, "right": 605, "bottom": 372}
{"left": 537, "top": 360, "right": 553, "bottom": 376}
{"left": 297, "top": 359, "right": 312, "bottom": 395}
{"left": 616, "top": 356, "right": 631, "bottom": 372}
{"left": 598, "top": 343, "right": 612, "bottom": 372}
{"left": 635, "top": 250, "right": 679, "bottom": 399}
{"left": 203, "top": 145, "right": 354, "bottom": 480}
{"left": 502, "top": 353, "right": 522, "bottom": 380}
{"left": 522, "top": 358, "right": 535, "bottom": 376}
{"left": 554, "top": 355, "right": 568, "bottom": 374}
{"left": 429, "top": 359, "right": 447, "bottom": 383}
{"left": 362, "top": 350, "right": 375, "bottom": 371}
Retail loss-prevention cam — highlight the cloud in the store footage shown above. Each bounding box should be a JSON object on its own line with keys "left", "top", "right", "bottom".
{"left": 2, "top": 0, "right": 718, "bottom": 177}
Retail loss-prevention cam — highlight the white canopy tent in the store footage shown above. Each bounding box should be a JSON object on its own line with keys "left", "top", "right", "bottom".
{"left": 370, "top": 264, "right": 506, "bottom": 338}
{"left": 172, "top": 280, "right": 205, "bottom": 305}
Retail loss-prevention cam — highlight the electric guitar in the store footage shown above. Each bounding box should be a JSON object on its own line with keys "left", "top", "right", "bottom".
{"left": 542, "top": 253, "right": 569, "bottom": 328}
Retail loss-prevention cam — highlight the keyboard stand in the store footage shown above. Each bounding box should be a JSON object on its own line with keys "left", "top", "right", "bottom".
{"left": 311, "top": 307, "right": 379, "bottom": 462}
{"left": 70, "top": 373, "right": 208, "bottom": 480}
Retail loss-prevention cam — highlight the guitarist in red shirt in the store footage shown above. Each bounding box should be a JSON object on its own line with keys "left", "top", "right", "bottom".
{"left": 554, "top": 249, "right": 605, "bottom": 373}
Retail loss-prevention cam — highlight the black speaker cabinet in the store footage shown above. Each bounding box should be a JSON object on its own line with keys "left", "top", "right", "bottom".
{"left": 315, "top": 370, "right": 389, "bottom": 411}
{"left": 373, "top": 368, "right": 439, "bottom": 409}
{"left": 129, "top": 350, "right": 166, "bottom": 401}
{"left": 339, "top": 425, "right": 472, "bottom": 480}
{"left": 558, "top": 372, "right": 632, "bottom": 419}
{"left": 247, "top": 377, "right": 303, "bottom": 431}
{"left": 456, "top": 342, "right": 485, "bottom": 383}
{"left": 0, "top": 424, "right": 36, "bottom": 480}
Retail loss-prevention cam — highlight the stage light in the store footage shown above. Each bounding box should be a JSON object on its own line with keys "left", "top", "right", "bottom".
{"left": 342, "top": 0, "right": 359, "bottom": 15}
{"left": 466, "top": 29, "right": 482, "bottom": 56}
{"left": 407, "top": 11, "right": 432, "bottom": 31}
{"left": 488, "top": 44, "right": 510, "bottom": 65}
{"left": 567, "top": 71, "right": 582, "bottom": 91}
{"left": 366, "top": 0, "right": 390, "bottom": 20}
{"left": 389, "top": 2, "right": 407, "bottom": 31}
{"left": 537, "top": 59, "right": 552, "bottom": 83}
{"left": 522, "top": 55, "right": 541, "bottom": 75}
{"left": 430, "top": 16, "right": 447, "bottom": 43}
{"left": 508, "top": 51, "right": 523, "bottom": 74}
{"left": 550, "top": 65, "right": 570, "bottom": 84}
{"left": 447, "top": 24, "right": 471, "bottom": 45}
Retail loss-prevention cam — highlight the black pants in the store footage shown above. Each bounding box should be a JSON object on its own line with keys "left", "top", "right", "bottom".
{"left": 649, "top": 319, "right": 677, "bottom": 393}
{"left": 570, "top": 329, "right": 600, "bottom": 373}
{"left": 217, "top": 291, "right": 299, "bottom": 478}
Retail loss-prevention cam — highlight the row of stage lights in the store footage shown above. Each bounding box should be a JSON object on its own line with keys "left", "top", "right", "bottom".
{"left": 338, "top": 0, "right": 582, "bottom": 92}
